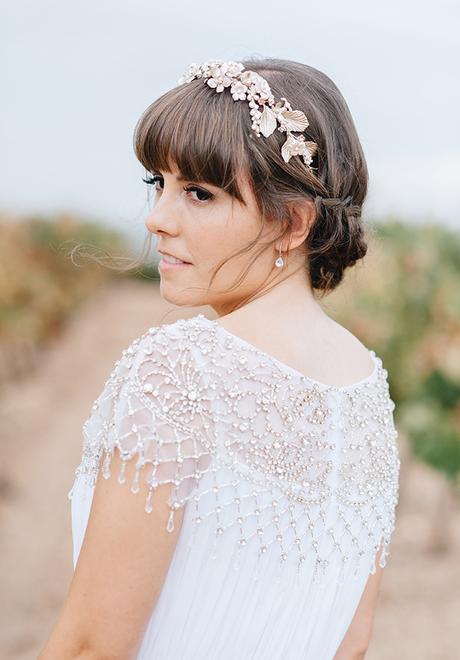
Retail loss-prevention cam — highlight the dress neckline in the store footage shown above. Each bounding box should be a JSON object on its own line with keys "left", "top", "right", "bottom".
{"left": 195, "top": 314, "right": 380, "bottom": 392}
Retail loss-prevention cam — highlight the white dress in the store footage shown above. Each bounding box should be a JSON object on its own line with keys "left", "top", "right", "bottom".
{"left": 68, "top": 313, "right": 400, "bottom": 660}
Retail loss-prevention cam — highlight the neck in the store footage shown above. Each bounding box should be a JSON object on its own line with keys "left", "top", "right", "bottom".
{"left": 212, "top": 265, "right": 328, "bottom": 328}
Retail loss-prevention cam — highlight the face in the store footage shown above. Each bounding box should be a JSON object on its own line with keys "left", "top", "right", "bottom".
{"left": 144, "top": 163, "right": 280, "bottom": 316}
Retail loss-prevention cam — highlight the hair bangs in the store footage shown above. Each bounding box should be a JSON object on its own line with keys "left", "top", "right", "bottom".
{"left": 133, "top": 80, "right": 251, "bottom": 204}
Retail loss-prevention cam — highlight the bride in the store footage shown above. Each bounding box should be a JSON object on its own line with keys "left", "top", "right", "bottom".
{"left": 39, "top": 57, "right": 400, "bottom": 660}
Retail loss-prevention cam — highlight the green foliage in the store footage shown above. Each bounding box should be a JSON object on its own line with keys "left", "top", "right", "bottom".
{"left": 399, "top": 370, "right": 460, "bottom": 483}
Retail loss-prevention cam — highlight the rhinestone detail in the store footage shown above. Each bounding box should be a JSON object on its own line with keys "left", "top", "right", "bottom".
{"left": 68, "top": 314, "right": 400, "bottom": 587}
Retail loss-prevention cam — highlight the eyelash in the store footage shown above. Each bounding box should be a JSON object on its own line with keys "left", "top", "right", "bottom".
{"left": 142, "top": 175, "right": 214, "bottom": 204}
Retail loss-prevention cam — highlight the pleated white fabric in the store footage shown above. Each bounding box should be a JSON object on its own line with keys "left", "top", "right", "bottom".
{"left": 69, "top": 313, "right": 400, "bottom": 660}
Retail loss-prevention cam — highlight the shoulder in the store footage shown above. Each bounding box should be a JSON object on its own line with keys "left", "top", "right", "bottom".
{"left": 133, "top": 314, "right": 202, "bottom": 355}
{"left": 138, "top": 313, "right": 214, "bottom": 354}
{"left": 73, "top": 315, "right": 217, "bottom": 508}
{"left": 85, "top": 315, "right": 215, "bottom": 430}
{"left": 127, "top": 314, "right": 223, "bottom": 383}
{"left": 107, "top": 315, "right": 207, "bottom": 384}
{"left": 108, "top": 316, "right": 213, "bottom": 415}
{"left": 323, "top": 318, "right": 379, "bottom": 381}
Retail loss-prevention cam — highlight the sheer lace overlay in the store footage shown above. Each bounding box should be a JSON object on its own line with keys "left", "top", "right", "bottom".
{"left": 69, "top": 313, "right": 400, "bottom": 586}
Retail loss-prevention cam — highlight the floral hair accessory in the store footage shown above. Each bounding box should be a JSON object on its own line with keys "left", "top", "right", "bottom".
{"left": 178, "top": 59, "right": 318, "bottom": 170}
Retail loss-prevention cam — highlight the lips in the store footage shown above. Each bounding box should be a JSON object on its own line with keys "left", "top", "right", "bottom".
{"left": 159, "top": 250, "right": 192, "bottom": 264}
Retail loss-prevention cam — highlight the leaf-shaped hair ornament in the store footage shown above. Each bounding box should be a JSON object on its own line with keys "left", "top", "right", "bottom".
{"left": 178, "top": 60, "right": 318, "bottom": 171}
{"left": 259, "top": 106, "right": 278, "bottom": 137}
{"left": 279, "top": 110, "right": 310, "bottom": 133}
{"left": 281, "top": 134, "right": 318, "bottom": 166}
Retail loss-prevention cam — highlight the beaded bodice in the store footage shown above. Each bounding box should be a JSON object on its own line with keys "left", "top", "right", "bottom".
{"left": 69, "top": 313, "right": 400, "bottom": 586}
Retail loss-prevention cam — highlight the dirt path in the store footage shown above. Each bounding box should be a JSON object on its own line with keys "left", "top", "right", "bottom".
{"left": 0, "top": 279, "right": 459, "bottom": 659}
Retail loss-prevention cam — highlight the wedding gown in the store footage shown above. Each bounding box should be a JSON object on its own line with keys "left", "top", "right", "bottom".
{"left": 68, "top": 313, "right": 400, "bottom": 659}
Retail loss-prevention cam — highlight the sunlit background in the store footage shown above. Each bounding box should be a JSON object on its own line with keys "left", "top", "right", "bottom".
{"left": 1, "top": 1, "right": 459, "bottom": 659}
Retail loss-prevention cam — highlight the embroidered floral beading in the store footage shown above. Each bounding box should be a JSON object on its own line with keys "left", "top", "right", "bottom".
{"left": 68, "top": 314, "right": 400, "bottom": 587}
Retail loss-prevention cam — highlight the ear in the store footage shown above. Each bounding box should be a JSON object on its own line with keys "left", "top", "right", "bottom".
{"left": 286, "top": 199, "right": 316, "bottom": 250}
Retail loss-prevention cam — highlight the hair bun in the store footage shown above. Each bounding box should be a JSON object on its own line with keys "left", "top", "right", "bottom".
{"left": 308, "top": 194, "right": 368, "bottom": 294}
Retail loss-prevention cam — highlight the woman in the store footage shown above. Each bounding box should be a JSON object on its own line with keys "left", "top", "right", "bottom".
{"left": 39, "top": 57, "right": 400, "bottom": 659}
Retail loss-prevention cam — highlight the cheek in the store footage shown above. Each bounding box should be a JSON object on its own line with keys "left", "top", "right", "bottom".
{"left": 187, "top": 202, "right": 262, "bottom": 269}
{"left": 186, "top": 224, "right": 226, "bottom": 265}
{"left": 202, "top": 223, "right": 251, "bottom": 268}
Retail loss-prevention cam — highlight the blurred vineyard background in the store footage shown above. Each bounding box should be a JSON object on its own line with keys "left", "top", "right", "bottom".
{"left": 0, "top": 211, "right": 459, "bottom": 659}
{"left": 0, "top": 214, "right": 130, "bottom": 382}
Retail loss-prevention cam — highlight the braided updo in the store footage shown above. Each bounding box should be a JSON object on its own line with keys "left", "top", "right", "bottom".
{"left": 307, "top": 194, "right": 368, "bottom": 292}
{"left": 235, "top": 57, "right": 371, "bottom": 295}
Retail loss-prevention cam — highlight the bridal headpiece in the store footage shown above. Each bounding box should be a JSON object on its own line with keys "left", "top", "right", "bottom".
{"left": 178, "top": 59, "right": 318, "bottom": 171}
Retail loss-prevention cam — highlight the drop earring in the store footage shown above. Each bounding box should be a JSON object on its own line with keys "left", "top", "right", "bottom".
{"left": 275, "top": 244, "right": 284, "bottom": 268}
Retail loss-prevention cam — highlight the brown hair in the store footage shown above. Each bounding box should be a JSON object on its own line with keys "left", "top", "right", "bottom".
{"left": 78, "top": 57, "right": 371, "bottom": 304}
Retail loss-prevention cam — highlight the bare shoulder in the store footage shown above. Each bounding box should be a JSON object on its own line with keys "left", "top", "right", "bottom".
{"left": 324, "top": 318, "right": 376, "bottom": 380}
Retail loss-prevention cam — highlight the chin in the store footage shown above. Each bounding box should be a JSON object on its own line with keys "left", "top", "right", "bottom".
{"left": 158, "top": 282, "right": 206, "bottom": 309}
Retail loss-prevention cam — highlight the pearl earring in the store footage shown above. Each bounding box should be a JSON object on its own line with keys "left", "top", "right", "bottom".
{"left": 275, "top": 244, "right": 284, "bottom": 268}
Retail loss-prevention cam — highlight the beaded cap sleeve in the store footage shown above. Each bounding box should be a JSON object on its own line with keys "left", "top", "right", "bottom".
{"left": 69, "top": 314, "right": 400, "bottom": 586}
{"left": 68, "top": 320, "right": 214, "bottom": 533}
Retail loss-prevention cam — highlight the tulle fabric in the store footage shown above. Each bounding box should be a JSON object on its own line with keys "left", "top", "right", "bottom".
{"left": 71, "top": 467, "right": 376, "bottom": 660}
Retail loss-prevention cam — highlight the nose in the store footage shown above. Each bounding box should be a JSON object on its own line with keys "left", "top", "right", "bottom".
{"left": 144, "top": 191, "right": 179, "bottom": 236}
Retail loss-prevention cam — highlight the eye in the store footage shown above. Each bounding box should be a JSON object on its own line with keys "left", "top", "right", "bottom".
{"left": 142, "top": 174, "right": 214, "bottom": 204}
{"left": 142, "top": 174, "right": 163, "bottom": 190}
{"left": 183, "top": 185, "right": 214, "bottom": 203}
